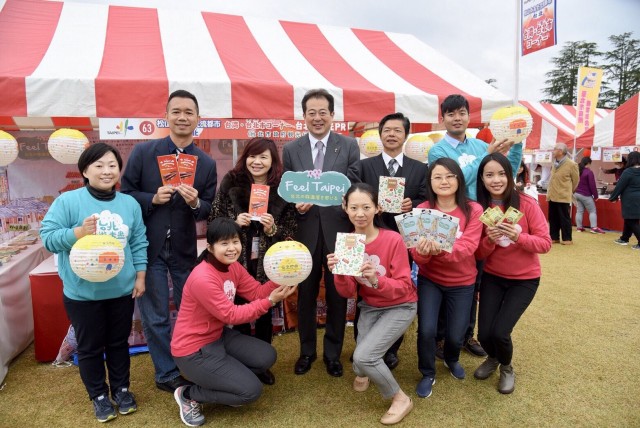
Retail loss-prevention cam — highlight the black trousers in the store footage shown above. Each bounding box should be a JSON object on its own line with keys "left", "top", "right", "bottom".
{"left": 621, "top": 218, "right": 640, "bottom": 243}
{"left": 297, "top": 233, "right": 347, "bottom": 360}
{"left": 477, "top": 272, "right": 539, "bottom": 365}
{"left": 548, "top": 201, "right": 572, "bottom": 241}
{"left": 64, "top": 294, "right": 135, "bottom": 399}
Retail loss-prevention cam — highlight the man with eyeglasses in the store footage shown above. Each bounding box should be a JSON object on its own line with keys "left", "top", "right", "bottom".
{"left": 357, "top": 112, "right": 428, "bottom": 369}
{"left": 427, "top": 94, "right": 522, "bottom": 362}
{"left": 282, "top": 88, "right": 360, "bottom": 378}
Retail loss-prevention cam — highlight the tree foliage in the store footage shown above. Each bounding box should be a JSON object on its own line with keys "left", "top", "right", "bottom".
{"left": 541, "top": 33, "right": 640, "bottom": 108}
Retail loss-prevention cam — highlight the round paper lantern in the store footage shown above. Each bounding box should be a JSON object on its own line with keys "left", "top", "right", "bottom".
{"left": 358, "top": 130, "right": 383, "bottom": 158}
{"left": 48, "top": 128, "right": 90, "bottom": 164}
{"left": 0, "top": 130, "right": 18, "bottom": 166}
{"left": 489, "top": 106, "right": 533, "bottom": 144}
{"left": 403, "top": 133, "right": 434, "bottom": 163}
{"left": 70, "top": 234, "right": 125, "bottom": 282}
{"left": 263, "top": 241, "right": 312, "bottom": 286}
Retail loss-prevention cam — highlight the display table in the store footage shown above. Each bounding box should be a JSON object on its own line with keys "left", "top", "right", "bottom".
{"left": 537, "top": 195, "right": 624, "bottom": 231}
{"left": 0, "top": 243, "right": 50, "bottom": 383}
{"left": 29, "top": 255, "right": 69, "bottom": 363}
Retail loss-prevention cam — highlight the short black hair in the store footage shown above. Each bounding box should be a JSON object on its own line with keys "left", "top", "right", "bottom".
{"left": 378, "top": 112, "right": 410, "bottom": 135}
{"left": 197, "top": 218, "right": 242, "bottom": 263}
{"left": 627, "top": 151, "right": 640, "bottom": 167}
{"left": 77, "top": 143, "right": 123, "bottom": 186}
{"left": 167, "top": 89, "right": 199, "bottom": 114}
{"left": 302, "top": 88, "right": 335, "bottom": 114}
{"left": 440, "top": 94, "right": 469, "bottom": 117}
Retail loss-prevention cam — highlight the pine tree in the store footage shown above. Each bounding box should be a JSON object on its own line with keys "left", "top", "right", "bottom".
{"left": 600, "top": 32, "right": 640, "bottom": 108}
{"left": 541, "top": 41, "right": 601, "bottom": 105}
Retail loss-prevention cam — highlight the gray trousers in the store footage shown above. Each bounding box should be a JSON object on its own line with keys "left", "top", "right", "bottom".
{"left": 574, "top": 193, "right": 598, "bottom": 229}
{"left": 352, "top": 302, "right": 417, "bottom": 399}
{"left": 174, "top": 327, "right": 276, "bottom": 406}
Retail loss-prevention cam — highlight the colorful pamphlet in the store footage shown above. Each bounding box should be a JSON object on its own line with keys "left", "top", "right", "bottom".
{"left": 332, "top": 233, "right": 366, "bottom": 276}
{"left": 394, "top": 213, "right": 421, "bottom": 249}
{"left": 176, "top": 154, "right": 198, "bottom": 187}
{"left": 157, "top": 155, "right": 180, "bottom": 187}
{"left": 498, "top": 206, "right": 524, "bottom": 225}
{"left": 378, "top": 176, "right": 405, "bottom": 213}
{"left": 249, "top": 184, "right": 270, "bottom": 221}
{"left": 414, "top": 208, "right": 439, "bottom": 240}
{"left": 431, "top": 211, "right": 459, "bottom": 253}
{"left": 479, "top": 206, "right": 504, "bottom": 227}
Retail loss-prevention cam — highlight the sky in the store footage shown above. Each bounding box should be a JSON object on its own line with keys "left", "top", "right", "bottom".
{"left": 66, "top": 0, "right": 640, "bottom": 102}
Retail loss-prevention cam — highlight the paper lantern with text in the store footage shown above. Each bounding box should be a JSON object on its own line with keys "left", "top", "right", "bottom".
{"left": 263, "top": 241, "right": 312, "bottom": 286}
{"left": 489, "top": 106, "right": 533, "bottom": 144}
{"left": 48, "top": 129, "right": 90, "bottom": 164}
{"left": 0, "top": 130, "right": 18, "bottom": 166}
{"left": 358, "top": 130, "right": 383, "bottom": 157}
{"left": 70, "top": 234, "right": 125, "bottom": 282}
{"left": 403, "top": 133, "right": 434, "bottom": 163}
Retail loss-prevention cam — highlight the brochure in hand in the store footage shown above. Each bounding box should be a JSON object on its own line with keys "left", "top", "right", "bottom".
{"left": 394, "top": 209, "right": 459, "bottom": 253}
{"left": 249, "top": 184, "right": 270, "bottom": 221}
{"left": 378, "top": 176, "right": 405, "bottom": 213}
{"left": 332, "top": 233, "right": 366, "bottom": 276}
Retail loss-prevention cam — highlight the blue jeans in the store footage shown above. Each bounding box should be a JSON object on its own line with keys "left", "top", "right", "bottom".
{"left": 138, "top": 238, "right": 192, "bottom": 382}
{"left": 353, "top": 302, "right": 416, "bottom": 399}
{"left": 417, "top": 275, "right": 474, "bottom": 378}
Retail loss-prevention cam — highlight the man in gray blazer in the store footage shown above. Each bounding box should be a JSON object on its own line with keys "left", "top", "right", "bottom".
{"left": 357, "top": 112, "right": 427, "bottom": 370}
{"left": 282, "top": 89, "right": 360, "bottom": 377}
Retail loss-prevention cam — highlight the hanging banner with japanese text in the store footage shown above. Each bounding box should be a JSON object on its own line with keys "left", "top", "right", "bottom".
{"left": 521, "top": 0, "right": 557, "bottom": 56}
{"left": 575, "top": 67, "right": 603, "bottom": 136}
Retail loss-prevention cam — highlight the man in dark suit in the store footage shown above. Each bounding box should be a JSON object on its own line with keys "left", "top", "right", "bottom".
{"left": 282, "top": 88, "right": 360, "bottom": 377}
{"left": 121, "top": 89, "right": 217, "bottom": 393}
{"left": 357, "top": 112, "right": 428, "bottom": 369}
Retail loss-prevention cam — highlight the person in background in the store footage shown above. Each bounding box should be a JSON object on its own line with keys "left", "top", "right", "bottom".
{"left": 546, "top": 143, "right": 579, "bottom": 245}
{"left": 608, "top": 151, "right": 640, "bottom": 250}
{"left": 516, "top": 162, "right": 529, "bottom": 192}
{"left": 282, "top": 88, "right": 360, "bottom": 378}
{"left": 356, "top": 112, "right": 427, "bottom": 370}
{"left": 329, "top": 183, "right": 416, "bottom": 425}
{"left": 208, "top": 137, "right": 297, "bottom": 385}
{"left": 121, "top": 90, "right": 218, "bottom": 393}
{"left": 601, "top": 156, "right": 626, "bottom": 184}
{"left": 428, "top": 95, "right": 521, "bottom": 359}
{"left": 574, "top": 157, "right": 605, "bottom": 234}
{"left": 40, "top": 143, "right": 148, "bottom": 422}
{"left": 171, "top": 218, "right": 296, "bottom": 427}
{"left": 474, "top": 153, "right": 551, "bottom": 394}
{"left": 411, "top": 158, "right": 483, "bottom": 399}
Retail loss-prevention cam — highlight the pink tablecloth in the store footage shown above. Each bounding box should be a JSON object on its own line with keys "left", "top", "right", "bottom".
{"left": 0, "top": 243, "right": 49, "bottom": 383}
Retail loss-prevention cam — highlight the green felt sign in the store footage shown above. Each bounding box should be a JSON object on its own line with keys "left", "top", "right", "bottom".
{"left": 278, "top": 170, "right": 350, "bottom": 207}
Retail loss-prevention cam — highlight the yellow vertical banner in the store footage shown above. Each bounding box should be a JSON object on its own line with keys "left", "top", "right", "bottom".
{"left": 575, "top": 67, "right": 603, "bottom": 136}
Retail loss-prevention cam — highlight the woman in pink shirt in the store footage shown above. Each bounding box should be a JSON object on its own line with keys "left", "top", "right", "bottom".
{"left": 410, "top": 158, "right": 484, "bottom": 399}
{"left": 474, "top": 153, "right": 551, "bottom": 394}
{"left": 170, "top": 218, "right": 296, "bottom": 427}
{"left": 329, "top": 183, "right": 417, "bottom": 425}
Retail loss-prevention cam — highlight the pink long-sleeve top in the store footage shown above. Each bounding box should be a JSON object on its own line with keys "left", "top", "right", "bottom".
{"left": 410, "top": 201, "right": 484, "bottom": 286}
{"left": 334, "top": 228, "right": 417, "bottom": 307}
{"left": 475, "top": 194, "right": 552, "bottom": 279}
{"left": 171, "top": 259, "right": 277, "bottom": 357}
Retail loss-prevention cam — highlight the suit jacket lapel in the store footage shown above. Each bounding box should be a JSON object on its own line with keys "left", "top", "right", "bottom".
{"left": 296, "top": 135, "right": 315, "bottom": 171}
{"left": 374, "top": 154, "right": 388, "bottom": 177}
{"left": 400, "top": 158, "right": 412, "bottom": 179}
{"left": 323, "top": 132, "right": 339, "bottom": 172}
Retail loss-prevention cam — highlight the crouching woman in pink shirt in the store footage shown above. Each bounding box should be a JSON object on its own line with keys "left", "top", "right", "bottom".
{"left": 474, "top": 153, "right": 551, "bottom": 394}
{"left": 328, "top": 183, "right": 417, "bottom": 426}
{"left": 170, "top": 218, "right": 296, "bottom": 426}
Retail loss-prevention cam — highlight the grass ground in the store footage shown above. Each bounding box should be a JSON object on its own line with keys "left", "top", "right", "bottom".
{"left": 1, "top": 230, "right": 639, "bottom": 427}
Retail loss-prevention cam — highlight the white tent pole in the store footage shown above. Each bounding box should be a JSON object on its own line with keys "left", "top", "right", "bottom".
{"left": 514, "top": 0, "right": 520, "bottom": 106}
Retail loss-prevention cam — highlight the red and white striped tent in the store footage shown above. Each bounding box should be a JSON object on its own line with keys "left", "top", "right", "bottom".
{"left": 575, "top": 93, "right": 640, "bottom": 148}
{"left": 0, "top": 0, "right": 512, "bottom": 130}
{"left": 519, "top": 100, "right": 611, "bottom": 150}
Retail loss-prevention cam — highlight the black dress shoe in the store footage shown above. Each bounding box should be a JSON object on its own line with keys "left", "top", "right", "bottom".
{"left": 155, "top": 375, "right": 193, "bottom": 393}
{"left": 294, "top": 355, "right": 317, "bottom": 375}
{"left": 383, "top": 352, "right": 400, "bottom": 370}
{"left": 323, "top": 358, "right": 343, "bottom": 377}
{"left": 256, "top": 369, "right": 276, "bottom": 385}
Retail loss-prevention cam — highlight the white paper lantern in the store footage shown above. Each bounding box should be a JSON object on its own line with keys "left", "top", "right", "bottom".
{"left": 70, "top": 234, "right": 125, "bottom": 282}
{"left": 0, "top": 130, "right": 18, "bottom": 166}
{"left": 489, "top": 106, "right": 533, "bottom": 144}
{"left": 358, "top": 129, "right": 383, "bottom": 157}
{"left": 263, "top": 241, "right": 312, "bottom": 286}
{"left": 403, "top": 133, "right": 435, "bottom": 163}
{"left": 48, "top": 128, "right": 90, "bottom": 164}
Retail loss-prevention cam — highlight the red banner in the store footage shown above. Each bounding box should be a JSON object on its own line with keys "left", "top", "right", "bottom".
{"left": 521, "top": 0, "right": 557, "bottom": 56}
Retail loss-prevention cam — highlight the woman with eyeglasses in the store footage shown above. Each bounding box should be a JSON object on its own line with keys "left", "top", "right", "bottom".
{"left": 410, "top": 158, "right": 483, "bottom": 399}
